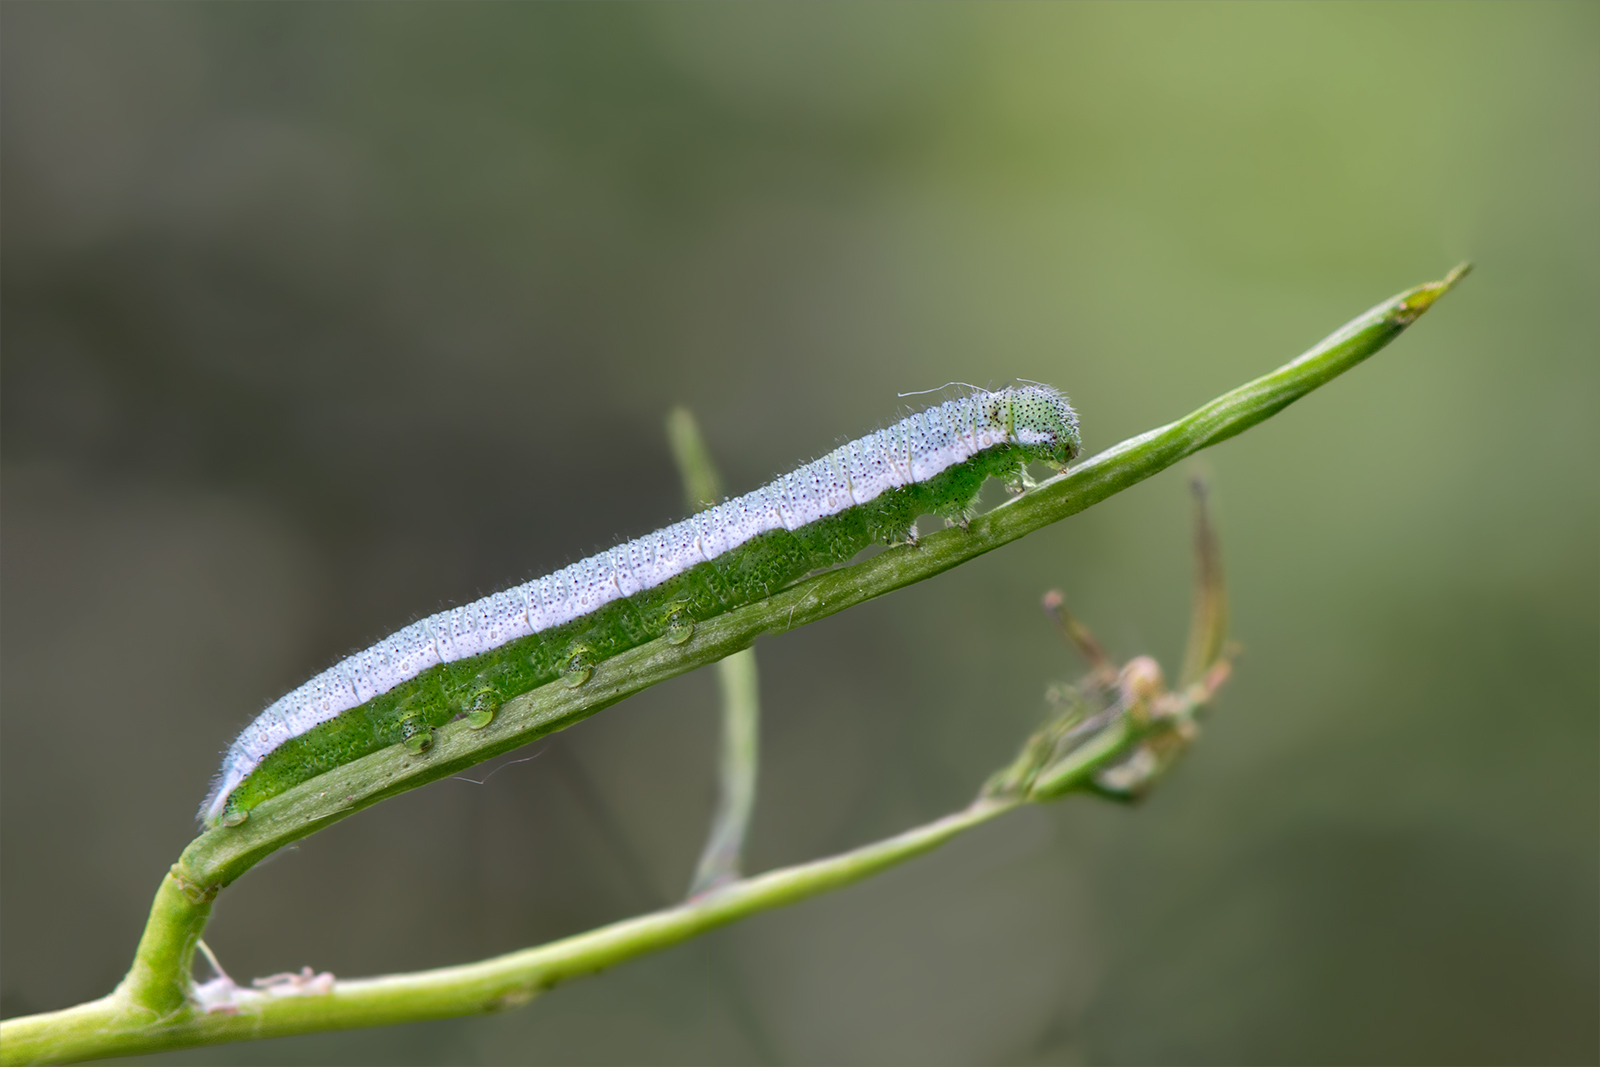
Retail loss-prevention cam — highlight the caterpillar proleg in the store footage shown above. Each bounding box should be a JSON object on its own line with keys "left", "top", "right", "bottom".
{"left": 202, "top": 385, "right": 1080, "bottom": 827}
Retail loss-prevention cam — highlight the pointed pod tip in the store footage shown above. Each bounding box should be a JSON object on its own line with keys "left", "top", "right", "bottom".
{"left": 1442, "top": 261, "right": 1475, "bottom": 289}
{"left": 1393, "top": 262, "right": 1474, "bottom": 324}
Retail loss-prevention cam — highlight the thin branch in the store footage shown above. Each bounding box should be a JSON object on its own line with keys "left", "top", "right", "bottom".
{"left": 667, "top": 404, "right": 762, "bottom": 897}
{"left": 1, "top": 799, "right": 1017, "bottom": 1064}
{"left": 665, "top": 406, "right": 725, "bottom": 511}
{"left": 689, "top": 647, "right": 761, "bottom": 897}
{"left": 1180, "top": 475, "right": 1229, "bottom": 688}
{"left": 1042, "top": 590, "right": 1116, "bottom": 684}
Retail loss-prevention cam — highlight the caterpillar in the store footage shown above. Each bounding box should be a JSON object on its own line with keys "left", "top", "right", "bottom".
{"left": 201, "top": 385, "right": 1081, "bottom": 827}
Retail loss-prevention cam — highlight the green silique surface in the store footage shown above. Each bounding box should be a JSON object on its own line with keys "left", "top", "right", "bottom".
{"left": 223, "top": 441, "right": 1053, "bottom": 819}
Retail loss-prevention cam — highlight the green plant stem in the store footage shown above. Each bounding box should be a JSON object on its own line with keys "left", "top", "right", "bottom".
{"left": 665, "top": 406, "right": 725, "bottom": 510}
{"left": 119, "top": 872, "right": 215, "bottom": 1016}
{"left": 667, "top": 405, "right": 764, "bottom": 897}
{"left": 1179, "top": 477, "right": 1228, "bottom": 688}
{"left": 1, "top": 797, "right": 1021, "bottom": 1064}
{"left": 1030, "top": 714, "right": 1140, "bottom": 801}
{"left": 0, "top": 266, "right": 1468, "bottom": 1065}
{"left": 689, "top": 647, "right": 761, "bottom": 896}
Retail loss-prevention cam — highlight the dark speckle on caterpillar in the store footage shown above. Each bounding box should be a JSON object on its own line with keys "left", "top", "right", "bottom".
{"left": 202, "top": 385, "right": 1080, "bottom": 827}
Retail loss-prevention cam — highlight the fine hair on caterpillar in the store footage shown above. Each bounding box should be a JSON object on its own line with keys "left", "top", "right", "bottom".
{"left": 202, "top": 384, "right": 1080, "bottom": 827}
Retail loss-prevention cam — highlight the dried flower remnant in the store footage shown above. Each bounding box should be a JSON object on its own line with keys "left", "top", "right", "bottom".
{"left": 986, "top": 477, "right": 1235, "bottom": 805}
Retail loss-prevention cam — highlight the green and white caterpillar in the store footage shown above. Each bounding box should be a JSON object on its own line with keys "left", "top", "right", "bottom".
{"left": 202, "top": 385, "right": 1080, "bottom": 827}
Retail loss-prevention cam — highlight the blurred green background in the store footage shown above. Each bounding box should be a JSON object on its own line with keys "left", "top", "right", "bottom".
{"left": 2, "top": 4, "right": 1595, "bottom": 1064}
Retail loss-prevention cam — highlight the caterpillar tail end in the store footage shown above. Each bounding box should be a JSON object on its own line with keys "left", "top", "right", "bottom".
{"left": 198, "top": 768, "right": 247, "bottom": 829}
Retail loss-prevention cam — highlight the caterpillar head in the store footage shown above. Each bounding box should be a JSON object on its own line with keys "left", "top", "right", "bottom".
{"left": 1005, "top": 385, "right": 1081, "bottom": 467}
